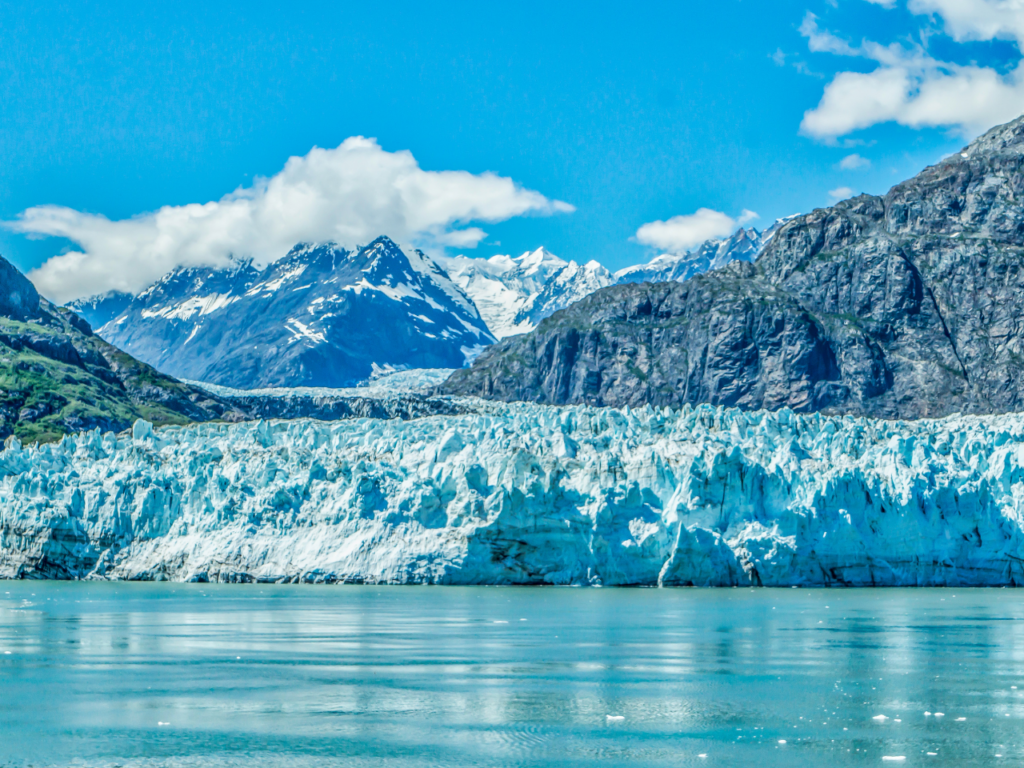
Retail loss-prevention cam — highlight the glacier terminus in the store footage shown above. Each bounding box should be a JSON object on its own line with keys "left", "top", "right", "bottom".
{"left": 4, "top": 398, "right": 1024, "bottom": 587}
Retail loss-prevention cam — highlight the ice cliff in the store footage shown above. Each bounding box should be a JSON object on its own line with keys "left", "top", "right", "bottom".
{"left": 3, "top": 402, "right": 1024, "bottom": 586}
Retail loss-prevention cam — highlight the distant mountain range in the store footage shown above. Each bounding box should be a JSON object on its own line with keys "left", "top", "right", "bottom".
{"left": 442, "top": 224, "right": 784, "bottom": 339}
{"left": 615, "top": 219, "right": 790, "bottom": 286}
{"left": 441, "top": 248, "right": 615, "bottom": 339}
{"left": 68, "top": 223, "right": 787, "bottom": 389}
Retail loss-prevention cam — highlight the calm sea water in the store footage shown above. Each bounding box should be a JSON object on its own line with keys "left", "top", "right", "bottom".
{"left": 2, "top": 585, "right": 1024, "bottom": 767}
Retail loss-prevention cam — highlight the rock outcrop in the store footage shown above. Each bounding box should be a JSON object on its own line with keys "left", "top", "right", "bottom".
{"left": 443, "top": 115, "right": 1024, "bottom": 421}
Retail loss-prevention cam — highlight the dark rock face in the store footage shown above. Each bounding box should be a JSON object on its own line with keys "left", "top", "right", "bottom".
{"left": 443, "top": 115, "right": 1024, "bottom": 420}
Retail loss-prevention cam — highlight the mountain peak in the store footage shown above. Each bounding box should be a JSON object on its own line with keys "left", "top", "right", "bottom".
{"left": 515, "top": 247, "right": 567, "bottom": 274}
{"left": 75, "top": 237, "right": 492, "bottom": 388}
{"left": 0, "top": 255, "right": 41, "bottom": 321}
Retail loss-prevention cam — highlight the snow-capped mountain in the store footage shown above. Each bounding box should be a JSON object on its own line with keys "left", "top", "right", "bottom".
{"left": 67, "top": 290, "right": 135, "bottom": 331}
{"left": 443, "top": 220, "right": 792, "bottom": 339}
{"left": 614, "top": 219, "right": 789, "bottom": 285}
{"left": 68, "top": 222, "right": 794, "bottom": 385}
{"left": 442, "top": 247, "right": 614, "bottom": 339}
{"left": 71, "top": 237, "right": 494, "bottom": 389}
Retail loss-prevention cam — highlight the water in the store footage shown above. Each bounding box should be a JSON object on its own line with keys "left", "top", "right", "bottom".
{"left": 1, "top": 585, "right": 1023, "bottom": 767}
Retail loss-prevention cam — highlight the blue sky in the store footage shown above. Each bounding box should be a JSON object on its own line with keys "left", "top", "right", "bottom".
{"left": 2, "top": 0, "right": 1023, "bottom": 301}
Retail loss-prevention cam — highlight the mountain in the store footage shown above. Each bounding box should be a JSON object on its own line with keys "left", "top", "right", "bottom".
{"left": 0, "top": 254, "right": 242, "bottom": 443}
{"left": 66, "top": 290, "right": 135, "bottom": 331}
{"left": 441, "top": 114, "right": 1024, "bottom": 421}
{"left": 442, "top": 247, "right": 615, "bottom": 339}
{"left": 614, "top": 220, "right": 788, "bottom": 285}
{"left": 78, "top": 237, "right": 495, "bottom": 389}
{"left": 5, "top": 402, "right": 1024, "bottom": 586}
{"left": 444, "top": 225, "right": 788, "bottom": 340}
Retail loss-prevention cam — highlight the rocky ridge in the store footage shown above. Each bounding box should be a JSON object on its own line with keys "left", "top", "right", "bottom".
{"left": 442, "top": 115, "right": 1024, "bottom": 421}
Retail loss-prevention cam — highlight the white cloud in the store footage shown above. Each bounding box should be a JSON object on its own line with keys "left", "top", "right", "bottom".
{"left": 910, "top": 0, "right": 1024, "bottom": 46}
{"left": 829, "top": 186, "right": 856, "bottom": 200}
{"left": 800, "top": 3, "right": 1024, "bottom": 139}
{"left": 635, "top": 208, "right": 758, "bottom": 254}
{"left": 839, "top": 153, "right": 872, "bottom": 169}
{"left": 8, "top": 137, "right": 574, "bottom": 303}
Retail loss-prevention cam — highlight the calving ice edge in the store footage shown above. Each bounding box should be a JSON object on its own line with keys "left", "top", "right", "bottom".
{"left": 3, "top": 401, "right": 1024, "bottom": 586}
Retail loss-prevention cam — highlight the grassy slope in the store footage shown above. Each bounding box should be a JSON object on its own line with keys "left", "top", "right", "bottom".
{"left": 0, "top": 311, "right": 207, "bottom": 444}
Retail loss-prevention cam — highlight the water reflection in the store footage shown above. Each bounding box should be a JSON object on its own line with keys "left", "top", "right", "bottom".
{"left": 1, "top": 585, "right": 1024, "bottom": 766}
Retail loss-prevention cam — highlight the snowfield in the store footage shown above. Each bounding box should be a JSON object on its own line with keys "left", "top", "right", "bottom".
{"left": 3, "top": 401, "right": 1024, "bottom": 586}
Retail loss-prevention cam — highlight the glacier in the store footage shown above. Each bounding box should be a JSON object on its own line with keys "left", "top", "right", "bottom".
{"left": 3, "top": 401, "right": 1024, "bottom": 586}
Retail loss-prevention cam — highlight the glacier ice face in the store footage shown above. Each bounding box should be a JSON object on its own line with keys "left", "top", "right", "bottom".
{"left": 3, "top": 401, "right": 1024, "bottom": 586}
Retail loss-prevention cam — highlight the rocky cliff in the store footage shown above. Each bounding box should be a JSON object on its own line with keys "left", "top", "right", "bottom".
{"left": 442, "top": 115, "right": 1024, "bottom": 421}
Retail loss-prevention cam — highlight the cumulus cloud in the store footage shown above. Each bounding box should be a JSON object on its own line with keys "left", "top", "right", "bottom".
{"left": 635, "top": 208, "right": 758, "bottom": 254}
{"left": 799, "top": 4, "right": 1024, "bottom": 140}
{"left": 829, "top": 186, "right": 856, "bottom": 200}
{"left": 839, "top": 153, "right": 872, "bottom": 169}
{"left": 911, "top": 0, "right": 1024, "bottom": 45}
{"left": 8, "top": 137, "right": 574, "bottom": 303}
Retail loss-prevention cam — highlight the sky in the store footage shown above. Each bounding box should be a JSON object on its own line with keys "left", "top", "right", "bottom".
{"left": 2, "top": 0, "right": 1024, "bottom": 302}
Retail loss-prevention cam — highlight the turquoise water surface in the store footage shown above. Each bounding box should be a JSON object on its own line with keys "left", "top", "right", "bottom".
{"left": 2, "top": 584, "right": 1024, "bottom": 766}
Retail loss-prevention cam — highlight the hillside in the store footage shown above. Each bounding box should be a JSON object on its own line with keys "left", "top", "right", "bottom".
{"left": 0, "top": 256, "right": 242, "bottom": 442}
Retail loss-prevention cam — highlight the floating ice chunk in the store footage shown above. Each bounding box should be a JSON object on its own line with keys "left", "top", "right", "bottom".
{"left": 778, "top": 739, "right": 787, "bottom": 744}
{"left": 872, "top": 715, "right": 889, "bottom": 721}
{"left": 924, "top": 711, "right": 932, "bottom": 716}
{"left": 882, "top": 758, "right": 906, "bottom": 762}
{"left": 927, "top": 753, "right": 937, "bottom": 756}
{"left": 606, "top": 715, "right": 625, "bottom": 722}
{"left": 934, "top": 712, "right": 945, "bottom": 717}
{"left": 956, "top": 717, "right": 967, "bottom": 721}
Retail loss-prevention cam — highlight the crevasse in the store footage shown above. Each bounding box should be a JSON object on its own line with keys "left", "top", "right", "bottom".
{"left": 2, "top": 401, "right": 1024, "bottom": 586}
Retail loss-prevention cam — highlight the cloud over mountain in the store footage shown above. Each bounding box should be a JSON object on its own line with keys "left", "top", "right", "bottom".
{"left": 635, "top": 208, "right": 758, "bottom": 255}
{"left": 8, "top": 137, "right": 573, "bottom": 303}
